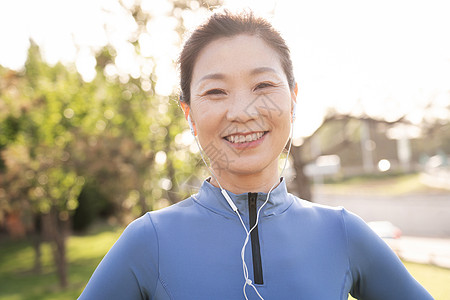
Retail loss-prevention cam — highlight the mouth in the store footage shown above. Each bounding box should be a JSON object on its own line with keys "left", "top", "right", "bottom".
{"left": 223, "top": 131, "right": 268, "bottom": 144}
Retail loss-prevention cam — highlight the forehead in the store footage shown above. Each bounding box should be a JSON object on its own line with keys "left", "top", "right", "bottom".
{"left": 191, "top": 34, "right": 284, "bottom": 84}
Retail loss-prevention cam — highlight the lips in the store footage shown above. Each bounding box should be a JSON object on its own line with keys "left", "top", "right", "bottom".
{"left": 224, "top": 131, "right": 267, "bottom": 144}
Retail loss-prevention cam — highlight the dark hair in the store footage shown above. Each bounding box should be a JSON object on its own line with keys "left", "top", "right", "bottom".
{"left": 178, "top": 9, "right": 295, "bottom": 105}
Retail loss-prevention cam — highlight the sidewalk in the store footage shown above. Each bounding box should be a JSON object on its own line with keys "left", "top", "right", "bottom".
{"left": 385, "top": 236, "right": 450, "bottom": 268}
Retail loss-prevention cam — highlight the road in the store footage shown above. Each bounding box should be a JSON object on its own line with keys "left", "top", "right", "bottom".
{"left": 313, "top": 190, "right": 450, "bottom": 238}
{"left": 313, "top": 190, "right": 450, "bottom": 268}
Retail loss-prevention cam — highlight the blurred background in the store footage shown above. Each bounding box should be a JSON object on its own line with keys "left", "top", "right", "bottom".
{"left": 0, "top": 0, "right": 449, "bottom": 299}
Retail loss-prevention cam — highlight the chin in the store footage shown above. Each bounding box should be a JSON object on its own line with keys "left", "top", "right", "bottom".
{"left": 222, "top": 159, "right": 274, "bottom": 176}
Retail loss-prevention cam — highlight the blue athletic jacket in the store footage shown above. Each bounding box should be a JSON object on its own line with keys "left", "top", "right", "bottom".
{"left": 79, "top": 178, "right": 433, "bottom": 299}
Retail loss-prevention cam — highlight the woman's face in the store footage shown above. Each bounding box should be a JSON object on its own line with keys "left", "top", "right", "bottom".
{"left": 189, "top": 34, "right": 296, "bottom": 178}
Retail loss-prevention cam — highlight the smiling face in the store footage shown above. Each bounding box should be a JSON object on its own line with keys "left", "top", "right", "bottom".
{"left": 189, "top": 34, "right": 296, "bottom": 181}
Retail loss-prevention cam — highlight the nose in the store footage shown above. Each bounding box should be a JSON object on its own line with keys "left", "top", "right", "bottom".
{"left": 226, "top": 90, "right": 259, "bottom": 123}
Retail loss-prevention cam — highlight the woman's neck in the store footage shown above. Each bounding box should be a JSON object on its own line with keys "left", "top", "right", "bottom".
{"left": 208, "top": 165, "right": 281, "bottom": 194}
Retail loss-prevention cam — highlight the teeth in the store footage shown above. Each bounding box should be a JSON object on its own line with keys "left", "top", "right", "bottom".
{"left": 226, "top": 132, "right": 265, "bottom": 144}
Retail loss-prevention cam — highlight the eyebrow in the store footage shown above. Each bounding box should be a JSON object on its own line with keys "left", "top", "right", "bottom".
{"left": 197, "top": 67, "right": 279, "bottom": 84}
{"left": 198, "top": 73, "right": 226, "bottom": 83}
{"left": 249, "top": 67, "right": 278, "bottom": 75}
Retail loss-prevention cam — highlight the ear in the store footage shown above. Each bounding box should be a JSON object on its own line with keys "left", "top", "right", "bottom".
{"left": 180, "top": 101, "right": 190, "bottom": 120}
{"left": 291, "top": 82, "right": 298, "bottom": 103}
{"left": 180, "top": 101, "right": 197, "bottom": 135}
{"left": 291, "top": 83, "right": 298, "bottom": 122}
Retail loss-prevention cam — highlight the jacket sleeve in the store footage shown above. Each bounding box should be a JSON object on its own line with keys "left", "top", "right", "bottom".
{"left": 78, "top": 213, "right": 159, "bottom": 300}
{"left": 342, "top": 209, "right": 434, "bottom": 300}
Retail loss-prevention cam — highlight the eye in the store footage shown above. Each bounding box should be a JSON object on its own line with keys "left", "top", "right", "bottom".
{"left": 205, "top": 89, "right": 226, "bottom": 95}
{"left": 254, "top": 82, "right": 275, "bottom": 90}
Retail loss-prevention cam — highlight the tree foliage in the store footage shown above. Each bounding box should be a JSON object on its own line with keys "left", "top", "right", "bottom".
{"left": 0, "top": 36, "right": 199, "bottom": 288}
{"left": 0, "top": 0, "right": 218, "bottom": 288}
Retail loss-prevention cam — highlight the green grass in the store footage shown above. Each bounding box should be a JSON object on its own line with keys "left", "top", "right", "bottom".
{"left": 402, "top": 261, "right": 450, "bottom": 300}
{"left": 0, "top": 223, "right": 123, "bottom": 300}
{"left": 347, "top": 261, "right": 450, "bottom": 299}
{"left": 0, "top": 223, "right": 448, "bottom": 299}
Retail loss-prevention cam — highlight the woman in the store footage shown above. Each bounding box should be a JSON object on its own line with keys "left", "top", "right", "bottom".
{"left": 79, "top": 10, "right": 433, "bottom": 300}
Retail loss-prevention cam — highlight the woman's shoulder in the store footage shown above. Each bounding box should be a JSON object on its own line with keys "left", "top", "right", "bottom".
{"left": 137, "top": 196, "right": 201, "bottom": 230}
{"left": 118, "top": 197, "right": 197, "bottom": 248}
{"left": 118, "top": 197, "right": 195, "bottom": 240}
{"left": 288, "top": 193, "right": 372, "bottom": 234}
{"left": 289, "top": 193, "right": 346, "bottom": 216}
{"left": 108, "top": 197, "right": 199, "bottom": 260}
{"left": 148, "top": 196, "right": 197, "bottom": 218}
{"left": 288, "top": 196, "right": 392, "bottom": 255}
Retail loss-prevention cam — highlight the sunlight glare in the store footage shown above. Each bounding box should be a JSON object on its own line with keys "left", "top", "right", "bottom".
{"left": 76, "top": 48, "right": 97, "bottom": 82}
{"left": 378, "top": 159, "right": 391, "bottom": 172}
{"left": 155, "top": 59, "right": 177, "bottom": 96}
{"left": 0, "top": 0, "right": 448, "bottom": 137}
{"left": 155, "top": 151, "right": 167, "bottom": 165}
{"left": 0, "top": 0, "right": 30, "bottom": 70}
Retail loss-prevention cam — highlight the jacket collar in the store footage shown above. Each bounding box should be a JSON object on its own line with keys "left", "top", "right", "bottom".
{"left": 192, "top": 177, "right": 293, "bottom": 218}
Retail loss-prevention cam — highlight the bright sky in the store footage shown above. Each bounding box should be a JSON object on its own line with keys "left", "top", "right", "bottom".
{"left": 0, "top": 0, "right": 449, "bottom": 137}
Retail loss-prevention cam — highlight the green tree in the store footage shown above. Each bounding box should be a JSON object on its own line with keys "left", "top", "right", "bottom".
{"left": 0, "top": 0, "right": 222, "bottom": 288}
{"left": 0, "top": 44, "right": 86, "bottom": 287}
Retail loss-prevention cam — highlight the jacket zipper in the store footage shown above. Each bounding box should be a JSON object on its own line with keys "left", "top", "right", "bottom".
{"left": 248, "top": 192, "right": 264, "bottom": 284}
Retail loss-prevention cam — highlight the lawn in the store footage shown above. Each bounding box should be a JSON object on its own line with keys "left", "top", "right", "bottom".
{"left": 0, "top": 223, "right": 448, "bottom": 299}
{"left": 0, "top": 223, "right": 122, "bottom": 300}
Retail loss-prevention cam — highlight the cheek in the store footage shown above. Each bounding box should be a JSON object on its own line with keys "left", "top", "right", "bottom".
{"left": 190, "top": 102, "right": 224, "bottom": 139}
{"left": 269, "top": 96, "right": 292, "bottom": 136}
{"left": 256, "top": 89, "right": 291, "bottom": 113}
{"left": 274, "top": 117, "right": 292, "bottom": 140}
{"left": 191, "top": 99, "right": 225, "bottom": 119}
{"left": 263, "top": 101, "right": 292, "bottom": 128}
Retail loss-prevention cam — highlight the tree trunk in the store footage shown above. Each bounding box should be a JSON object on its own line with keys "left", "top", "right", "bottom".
{"left": 139, "top": 194, "right": 148, "bottom": 215}
{"left": 290, "top": 146, "right": 313, "bottom": 201}
{"left": 53, "top": 225, "right": 68, "bottom": 288}
{"left": 43, "top": 208, "right": 69, "bottom": 288}
{"left": 32, "top": 233, "right": 42, "bottom": 274}
{"left": 31, "top": 213, "right": 42, "bottom": 274}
